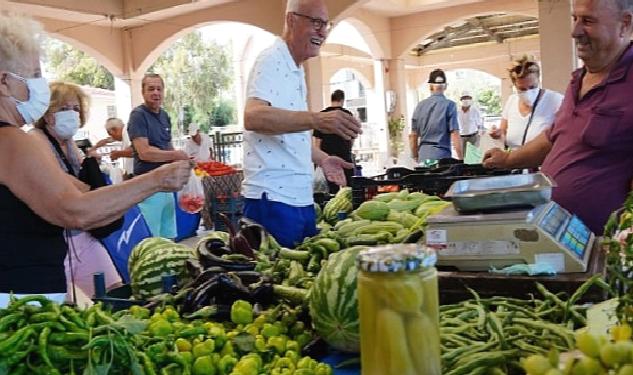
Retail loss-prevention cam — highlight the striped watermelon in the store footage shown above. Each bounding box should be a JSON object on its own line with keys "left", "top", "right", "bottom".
{"left": 128, "top": 238, "right": 195, "bottom": 299}
{"left": 308, "top": 246, "right": 366, "bottom": 353}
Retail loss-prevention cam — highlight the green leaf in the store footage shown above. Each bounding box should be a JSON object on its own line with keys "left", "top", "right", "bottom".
{"left": 113, "top": 315, "right": 148, "bottom": 335}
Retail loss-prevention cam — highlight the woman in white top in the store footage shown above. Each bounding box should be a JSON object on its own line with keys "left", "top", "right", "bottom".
{"left": 490, "top": 56, "right": 563, "bottom": 150}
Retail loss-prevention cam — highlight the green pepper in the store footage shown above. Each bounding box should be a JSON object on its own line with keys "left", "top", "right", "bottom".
{"left": 176, "top": 338, "right": 193, "bottom": 352}
{"left": 254, "top": 337, "right": 267, "bottom": 352}
{"left": 8, "top": 295, "right": 51, "bottom": 311}
{"left": 162, "top": 307, "right": 180, "bottom": 323}
{"left": 297, "top": 357, "right": 318, "bottom": 370}
{"left": 46, "top": 344, "right": 88, "bottom": 362}
{"left": 233, "top": 354, "right": 261, "bottom": 375}
{"left": 0, "top": 326, "right": 34, "bottom": 354}
{"left": 218, "top": 354, "right": 237, "bottom": 374}
{"left": 29, "top": 311, "right": 59, "bottom": 323}
{"left": 138, "top": 351, "right": 158, "bottom": 375}
{"left": 289, "top": 321, "right": 305, "bottom": 336}
{"left": 178, "top": 326, "right": 207, "bottom": 338}
{"left": 0, "top": 313, "right": 20, "bottom": 331}
{"left": 192, "top": 355, "right": 216, "bottom": 375}
{"left": 129, "top": 305, "right": 150, "bottom": 319}
{"left": 267, "top": 336, "right": 287, "bottom": 354}
{"left": 284, "top": 350, "right": 300, "bottom": 365}
{"left": 192, "top": 339, "right": 215, "bottom": 358}
{"left": 61, "top": 306, "right": 86, "bottom": 329}
{"left": 38, "top": 327, "right": 57, "bottom": 370}
{"left": 49, "top": 332, "right": 89, "bottom": 345}
{"left": 166, "top": 351, "right": 192, "bottom": 375}
{"left": 149, "top": 319, "right": 174, "bottom": 337}
{"left": 244, "top": 324, "right": 260, "bottom": 336}
{"left": 274, "top": 357, "right": 295, "bottom": 370}
{"left": 273, "top": 321, "right": 288, "bottom": 335}
{"left": 261, "top": 323, "right": 280, "bottom": 338}
{"left": 295, "top": 333, "right": 312, "bottom": 349}
{"left": 285, "top": 340, "right": 299, "bottom": 354}
{"left": 230, "top": 300, "right": 254, "bottom": 325}
{"left": 315, "top": 363, "right": 333, "bottom": 375}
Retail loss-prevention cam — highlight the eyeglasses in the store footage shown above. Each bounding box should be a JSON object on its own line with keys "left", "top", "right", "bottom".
{"left": 291, "top": 12, "right": 333, "bottom": 32}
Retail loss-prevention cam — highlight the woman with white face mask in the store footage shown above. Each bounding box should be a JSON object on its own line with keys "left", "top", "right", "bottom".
{"left": 0, "top": 12, "right": 192, "bottom": 307}
{"left": 490, "top": 56, "right": 564, "bottom": 150}
{"left": 29, "top": 82, "right": 123, "bottom": 302}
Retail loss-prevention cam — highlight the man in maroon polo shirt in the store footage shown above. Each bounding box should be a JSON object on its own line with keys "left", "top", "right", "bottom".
{"left": 483, "top": 0, "right": 633, "bottom": 235}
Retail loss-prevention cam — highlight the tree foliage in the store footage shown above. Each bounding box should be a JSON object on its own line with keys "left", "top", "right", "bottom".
{"left": 477, "top": 88, "right": 502, "bottom": 116}
{"left": 42, "top": 37, "right": 114, "bottom": 90}
{"left": 149, "top": 31, "right": 233, "bottom": 133}
{"left": 210, "top": 99, "right": 236, "bottom": 127}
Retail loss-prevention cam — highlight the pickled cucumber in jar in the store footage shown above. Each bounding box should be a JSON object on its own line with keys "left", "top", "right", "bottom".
{"left": 357, "top": 245, "right": 441, "bottom": 375}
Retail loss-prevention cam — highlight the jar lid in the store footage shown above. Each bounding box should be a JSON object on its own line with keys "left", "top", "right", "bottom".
{"left": 356, "top": 244, "right": 437, "bottom": 273}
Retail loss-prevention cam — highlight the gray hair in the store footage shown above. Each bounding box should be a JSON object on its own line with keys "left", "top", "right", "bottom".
{"left": 0, "top": 12, "right": 43, "bottom": 74}
{"left": 286, "top": 0, "right": 303, "bottom": 13}
{"left": 614, "top": 0, "right": 633, "bottom": 12}
{"left": 105, "top": 118, "right": 124, "bottom": 131}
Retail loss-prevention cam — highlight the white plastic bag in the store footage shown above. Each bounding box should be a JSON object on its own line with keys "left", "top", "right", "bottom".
{"left": 313, "top": 166, "right": 329, "bottom": 194}
{"left": 177, "top": 173, "right": 205, "bottom": 213}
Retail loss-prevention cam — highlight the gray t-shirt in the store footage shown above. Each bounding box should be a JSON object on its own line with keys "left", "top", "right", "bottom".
{"left": 127, "top": 104, "right": 173, "bottom": 175}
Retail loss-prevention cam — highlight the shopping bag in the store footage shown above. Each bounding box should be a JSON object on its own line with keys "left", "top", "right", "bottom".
{"left": 178, "top": 173, "right": 205, "bottom": 214}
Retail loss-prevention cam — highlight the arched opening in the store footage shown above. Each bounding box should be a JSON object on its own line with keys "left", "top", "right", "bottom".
{"left": 41, "top": 36, "right": 119, "bottom": 145}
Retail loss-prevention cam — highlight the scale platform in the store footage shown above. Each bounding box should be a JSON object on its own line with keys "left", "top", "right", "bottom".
{"left": 425, "top": 201, "right": 594, "bottom": 273}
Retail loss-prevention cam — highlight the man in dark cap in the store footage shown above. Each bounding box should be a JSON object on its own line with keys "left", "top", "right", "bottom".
{"left": 409, "top": 69, "right": 462, "bottom": 163}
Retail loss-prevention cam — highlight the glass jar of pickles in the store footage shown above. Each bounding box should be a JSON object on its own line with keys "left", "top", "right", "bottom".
{"left": 357, "top": 244, "right": 441, "bottom": 375}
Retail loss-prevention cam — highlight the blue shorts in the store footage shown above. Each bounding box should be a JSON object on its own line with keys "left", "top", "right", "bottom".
{"left": 138, "top": 192, "right": 177, "bottom": 239}
{"left": 243, "top": 194, "right": 317, "bottom": 248}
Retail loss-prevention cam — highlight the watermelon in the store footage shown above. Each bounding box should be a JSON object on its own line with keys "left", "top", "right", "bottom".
{"left": 308, "top": 246, "right": 366, "bottom": 353}
{"left": 128, "top": 238, "right": 195, "bottom": 299}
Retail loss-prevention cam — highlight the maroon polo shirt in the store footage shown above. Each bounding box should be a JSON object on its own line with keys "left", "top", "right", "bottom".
{"left": 541, "top": 43, "right": 633, "bottom": 235}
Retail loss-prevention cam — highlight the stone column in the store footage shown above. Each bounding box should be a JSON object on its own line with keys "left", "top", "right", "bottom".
{"left": 538, "top": 0, "right": 576, "bottom": 93}
{"left": 304, "top": 57, "right": 325, "bottom": 112}
{"left": 114, "top": 77, "right": 133, "bottom": 122}
{"left": 370, "top": 59, "right": 389, "bottom": 157}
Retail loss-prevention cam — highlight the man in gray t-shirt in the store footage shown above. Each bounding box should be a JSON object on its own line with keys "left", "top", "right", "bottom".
{"left": 409, "top": 69, "right": 462, "bottom": 162}
{"left": 127, "top": 74, "right": 189, "bottom": 238}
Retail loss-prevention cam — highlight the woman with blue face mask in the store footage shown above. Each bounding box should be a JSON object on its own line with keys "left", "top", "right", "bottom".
{"left": 0, "top": 12, "right": 192, "bottom": 307}
{"left": 29, "top": 82, "right": 123, "bottom": 302}
{"left": 490, "top": 56, "right": 564, "bottom": 150}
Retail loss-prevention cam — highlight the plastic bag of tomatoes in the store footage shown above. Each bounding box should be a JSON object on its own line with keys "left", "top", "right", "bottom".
{"left": 178, "top": 173, "right": 205, "bottom": 214}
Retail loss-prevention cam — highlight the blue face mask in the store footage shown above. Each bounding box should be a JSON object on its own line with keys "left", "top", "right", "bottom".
{"left": 53, "top": 110, "right": 80, "bottom": 140}
{"left": 10, "top": 73, "right": 50, "bottom": 125}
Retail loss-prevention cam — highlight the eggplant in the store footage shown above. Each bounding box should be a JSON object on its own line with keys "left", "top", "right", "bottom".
{"left": 219, "top": 213, "right": 256, "bottom": 259}
{"left": 238, "top": 218, "right": 269, "bottom": 251}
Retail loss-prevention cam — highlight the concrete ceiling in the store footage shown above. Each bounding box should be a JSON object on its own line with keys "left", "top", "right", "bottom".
{"left": 361, "top": 0, "right": 484, "bottom": 17}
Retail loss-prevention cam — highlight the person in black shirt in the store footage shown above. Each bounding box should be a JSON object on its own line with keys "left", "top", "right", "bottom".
{"left": 313, "top": 90, "right": 355, "bottom": 193}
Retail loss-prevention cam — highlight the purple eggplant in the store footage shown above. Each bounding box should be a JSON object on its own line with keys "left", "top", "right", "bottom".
{"left": 219, "top": 213, "right": 256, "bottom": 259}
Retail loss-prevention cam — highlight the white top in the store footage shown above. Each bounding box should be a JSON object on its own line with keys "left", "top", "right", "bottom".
{"left": 457, "top": 106, "right": 483, "bottom": 136}
{"left": 241, "top": 38, "right": 313, "bottom": 206}
{"left": 502, "top": 89, "right": 563, "bottom": 149}
{"left": 184, "top": 133, "right": 212, "bottom": 162}
{"left": 121, "top": 126, "right": 133, "bottom": 174}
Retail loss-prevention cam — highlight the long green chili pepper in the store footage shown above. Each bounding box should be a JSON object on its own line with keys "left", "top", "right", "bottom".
{"left": 8, "top": 295, "right": 51, "bottom": 311}
{"left": 138, "top": 351, "right": 158, "bottom": 375}
{"left": 38, "top": 327, "right": 56, "bottom": 369}
{"left": 0, "top": 313, "right": 20, "bottom": 331}
{"left": 0, "top": 326, "right": 34, "bottom": 354}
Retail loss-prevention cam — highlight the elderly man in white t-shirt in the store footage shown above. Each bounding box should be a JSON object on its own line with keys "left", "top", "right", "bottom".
{"left": 184, "top": 123, "right": 212, "bottom": 162}
{"left": 457, "top": 91, "right": 483, "bottom": 154}
{"left": 242, "top": 0, "right": 362, "bottom": 247}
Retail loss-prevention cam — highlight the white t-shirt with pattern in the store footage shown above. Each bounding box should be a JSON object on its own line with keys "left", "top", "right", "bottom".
{"left": 241, "top": 38, "right": 313, "bottom": 206}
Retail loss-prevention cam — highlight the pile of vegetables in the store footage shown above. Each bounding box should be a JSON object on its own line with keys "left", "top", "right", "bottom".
{"left": 440, "top": 275, "right": 611, "bottom": 375}
{"left": 0, "top": 296, "right": 332, "bottom": 375}
{"left": 194, "top": 162, "right": 237, "bottom": 177}
{"left": 522, "top": 326, "right": 633, "bottom": 375}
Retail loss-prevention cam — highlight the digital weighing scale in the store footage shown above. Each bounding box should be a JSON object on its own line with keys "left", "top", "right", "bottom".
{"left": 425, "top": 201, "right": 595, "bottom": 273}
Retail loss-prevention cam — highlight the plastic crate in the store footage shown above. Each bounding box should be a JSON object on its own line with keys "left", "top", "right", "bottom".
{"left": 351, "top": 163, "right": 517, "bottom": 208}
{"left": 211, "top": 195, "right": 244, "bottom": 232}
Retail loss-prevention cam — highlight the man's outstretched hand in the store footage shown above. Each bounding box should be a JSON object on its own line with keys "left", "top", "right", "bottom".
{"left": 320, "top": 156, "right": 354, "bottom": 186}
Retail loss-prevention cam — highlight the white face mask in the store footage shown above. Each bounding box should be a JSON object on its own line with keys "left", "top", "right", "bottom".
{"left": 518, "top": 88, "right": 540, "bottom": 106}
{"left": 10, "top": 73, "right": 50, "bottom": 125}
{"left": 461, "top": 99, "right": 472, "bottom": 107}
{"left": 53, "top": 110, "right": 80, "bottom": 140}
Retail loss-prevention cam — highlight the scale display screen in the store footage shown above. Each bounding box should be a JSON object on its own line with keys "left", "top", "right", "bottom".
{"left": 561, "top": 216, "right": 591, "bottom": 259}
{"left": 536, "top": 203, "right": 591, "bottom": 260}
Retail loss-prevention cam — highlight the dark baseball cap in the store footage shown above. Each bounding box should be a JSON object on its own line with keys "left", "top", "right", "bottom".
{"left": 428, "top": 69, "right": 446, "bottom": 84}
